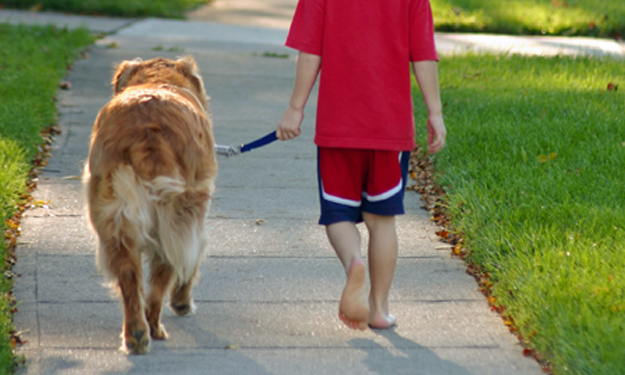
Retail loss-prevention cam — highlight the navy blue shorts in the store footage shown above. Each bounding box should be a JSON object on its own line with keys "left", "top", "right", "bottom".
{"left": 317, "top": 148, "right": 411, "bottom": 225}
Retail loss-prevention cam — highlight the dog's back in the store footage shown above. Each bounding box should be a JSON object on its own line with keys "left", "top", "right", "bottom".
{"left": 83, "top": 57, "right": 217, "bottom": 353}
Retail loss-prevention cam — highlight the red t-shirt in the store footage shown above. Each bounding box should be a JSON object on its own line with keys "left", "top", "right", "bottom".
{"left": 286, "top": 0, "right": 439, "bottom": 151}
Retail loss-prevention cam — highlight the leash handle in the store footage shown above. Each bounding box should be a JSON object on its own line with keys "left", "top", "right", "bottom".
{"left": 240, "top": 131, "right": 278, "bottom": 153}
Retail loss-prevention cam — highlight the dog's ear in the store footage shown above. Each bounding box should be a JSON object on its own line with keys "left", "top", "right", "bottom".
{"left": 176, "top": 55, "right": 198, "bottom": 75}
{"left": 112, "top": 58, "right": 143, "bottom": 94}
{"left": 176, "top": 56, "right": 208, "bottom": 103}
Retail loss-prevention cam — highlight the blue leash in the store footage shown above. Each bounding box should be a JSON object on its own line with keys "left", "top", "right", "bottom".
{"left": 215, "top": 131, "right": 278, "bottom": 157}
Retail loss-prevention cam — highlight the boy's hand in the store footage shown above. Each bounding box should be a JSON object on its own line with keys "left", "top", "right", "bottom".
{"left": 427, "top": 114, "right": 446, "bottom": 154}
{"left": 277, "top": 106, "right": 304, "bottom": 140}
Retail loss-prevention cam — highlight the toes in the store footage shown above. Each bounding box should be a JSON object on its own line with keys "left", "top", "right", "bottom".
{"left": 170, "top": 302, "right": 188, "bottom": 315}
{"left": 150, "top": 324, "right": 169, "bottom": 340}
{"left": 368, "top": 314, "right": 397, "bottom": 330}
{"left": 170, "top": 302, "right": 190, "bottom": 316}
{"left": 124, "top": 329, "right": 151, "bottom": 354}
{"left": 339, "top": 312, "right": 367, "bottom": 331}
{"left": 170, "top": 300, "right": 197, "bottom": 316}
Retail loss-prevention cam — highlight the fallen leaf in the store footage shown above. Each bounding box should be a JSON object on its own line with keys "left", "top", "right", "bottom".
{"left": 436, "top": 229, "right": 450, "bottom": 239}
{"left": 62, "top": 175, "right": 81, "bottom": 180}
{"left": 536, "top": 155, "right": 548, "bottom": 163}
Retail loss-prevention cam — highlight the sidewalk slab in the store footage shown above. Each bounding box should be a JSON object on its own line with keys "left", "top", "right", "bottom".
{"left": 26, "top": 255, "right": 479, "bottom": 304}
{"left": 18, "top": 345, "right": 539, "bottom": 375}
{"left": 117, "top": 18, "right": 288, "bottom": 46}
{"left": 187, "top": 0, "right": 296, "bottom": 29}
{"left": 436, "top": 32, "right": 625, "bottom": 57}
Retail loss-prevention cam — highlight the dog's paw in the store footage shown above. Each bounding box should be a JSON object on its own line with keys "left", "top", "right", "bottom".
{"left": 169, "top": 300, "right": 196, "bottom": 316}
{"left": 122, "top": 329, "right": 151, "bottom": 354}
{"left": 150, "top": 323, "right": 169, "bottom": 340}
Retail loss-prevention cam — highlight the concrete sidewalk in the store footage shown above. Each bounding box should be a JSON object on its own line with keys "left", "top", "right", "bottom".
{"left": 4, "top": 6, "right": 621, "bottom": 375}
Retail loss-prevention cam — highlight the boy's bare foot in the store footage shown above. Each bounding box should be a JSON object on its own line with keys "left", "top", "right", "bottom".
{"left": 368, "top": 312, "right": 396, "bottom": 330}
{"left": 338, "top": 259, "right": 369, "bottom": 331}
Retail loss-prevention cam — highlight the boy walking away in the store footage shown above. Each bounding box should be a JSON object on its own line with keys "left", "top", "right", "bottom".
{"left": 277, "top": 0, "right": 446, "bottom": 330}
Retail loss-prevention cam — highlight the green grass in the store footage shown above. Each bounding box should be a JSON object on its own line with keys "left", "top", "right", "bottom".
{"left": 431, "top": 0, "right": 625, "bottom": 37}
{"left": 412, "top": 54, "right": 625, "bottom": 374}
{"left": 0, "top": 0, "right": 209, "bottom": 18}
{"left": 0, "top": 23, "right": 94, "bottom": 372}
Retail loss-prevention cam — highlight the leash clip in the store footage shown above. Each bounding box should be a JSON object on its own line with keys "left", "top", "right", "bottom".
{"left": 214, "top": 131, "right": 278, "bottom": 157}
{"left": 214, "top": 144, "right": 242, "bottom": 157}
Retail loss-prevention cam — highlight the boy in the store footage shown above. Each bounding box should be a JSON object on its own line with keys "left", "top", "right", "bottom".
{"left": 277, "top": 0, "right": 446, "bottom": 330}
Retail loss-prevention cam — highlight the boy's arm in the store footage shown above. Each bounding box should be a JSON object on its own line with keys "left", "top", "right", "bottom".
{"left": 277, "top": 52, "right": 321, "bottom": 141}
{"left": 412, "top": 60, "right": 446, "bottom": 154}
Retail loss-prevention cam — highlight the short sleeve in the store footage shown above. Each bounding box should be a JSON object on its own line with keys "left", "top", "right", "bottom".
{"left": 285, "top": 0, "right": 325, "bottom": 56}
{"left": 409, "top": 0, "right": 439, "bottom": 62}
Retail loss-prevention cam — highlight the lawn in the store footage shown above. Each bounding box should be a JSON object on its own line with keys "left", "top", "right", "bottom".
{"left": 0, "top": 0, "right": 209, "bottom": 18}
{"left": 430, "top": 0, "right": 625, "bottom": 37}
{"left": 412, "top": 54, "right": 625, "bottom": 374}
{"left": 0, "top": 23, "right": 94, "bottom": 372}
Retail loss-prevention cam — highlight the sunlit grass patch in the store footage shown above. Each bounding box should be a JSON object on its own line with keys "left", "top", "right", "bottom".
{"left": 431, "top": 0, "right": 625, "bottom": 37}
{"left": 0, "top": 23, "right": 94, "bottom": 372}
{"left": 413, "top": 53, "right": 625, "bottom": 374}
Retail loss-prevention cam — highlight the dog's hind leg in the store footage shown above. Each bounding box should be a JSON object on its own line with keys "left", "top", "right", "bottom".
{"left": 145, "top": 254, "right": 174, "bottom": 340}
{"left": 169, "top": 263, "right": 199, "bottom": 316}
{"left": 105, "top": 238, "right": 151, "bottom": 354}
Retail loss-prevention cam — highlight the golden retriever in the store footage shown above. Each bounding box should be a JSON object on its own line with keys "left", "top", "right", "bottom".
{"left": 83, "top": 56, "right": 217, "bottom": 354}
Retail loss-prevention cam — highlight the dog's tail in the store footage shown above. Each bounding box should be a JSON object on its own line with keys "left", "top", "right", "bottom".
{"left": 90, "top": 164, "right": 211, "bottom": 284}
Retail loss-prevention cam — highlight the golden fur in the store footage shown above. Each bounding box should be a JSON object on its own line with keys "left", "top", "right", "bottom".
{"left": 83, "top": 56, "right": 217, "bottom": 354}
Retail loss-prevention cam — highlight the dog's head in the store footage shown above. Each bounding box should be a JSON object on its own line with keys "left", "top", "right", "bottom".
{"left": 112, "top": 56, "right": 209, "bottom": 111}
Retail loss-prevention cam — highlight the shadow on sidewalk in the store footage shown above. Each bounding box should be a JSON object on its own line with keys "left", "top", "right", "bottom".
{"left": 107, "top": 313, "right": 277, "bottom": 375}
{"left": 350, "top": 329, "right": 474, "bottom": 375}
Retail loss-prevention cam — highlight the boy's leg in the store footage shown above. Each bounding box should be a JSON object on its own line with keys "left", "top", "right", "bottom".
{"left": 317, "top": 147, "right": 371, "bottom": 330}
{"left": 326, "top": 222, "right": 369, "bottom": 331}
{"left": 363, "top": 212, "right": 398, "bottom": 329}
{"left": 360, "top": 150, "right": 409, "bottom": 328}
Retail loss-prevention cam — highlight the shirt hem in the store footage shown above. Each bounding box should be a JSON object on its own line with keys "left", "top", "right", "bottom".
{"left": 285, "top": 38, "right": 322, "bottom": 56}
